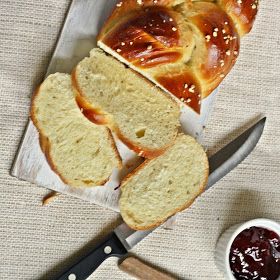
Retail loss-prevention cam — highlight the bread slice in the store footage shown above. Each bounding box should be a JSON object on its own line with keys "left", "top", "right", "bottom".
{"left": 119, "top": 134, "right": 209, "bottom": 230}
{"left": 31, "top": 73, "right": 122, "bottom": 187}
{"left": 72, "top": 48, "right": 180, "bottom": 158}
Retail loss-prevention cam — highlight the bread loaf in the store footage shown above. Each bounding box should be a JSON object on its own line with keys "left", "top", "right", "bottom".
{"left": 98, "top": 0, "right": 259, "bottom": 113}
{"left": 73, "top": 48, "right": 180, "bottom": 158}
{"left": 119, "top": 134, "right": 209, "bottom": 230}
{"left": 31, "top": 73, "right": 122, "bottom": 187}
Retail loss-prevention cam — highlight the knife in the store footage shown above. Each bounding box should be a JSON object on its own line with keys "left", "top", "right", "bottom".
{"left": 56, "top": 117, "right": 266, "bottom": 280}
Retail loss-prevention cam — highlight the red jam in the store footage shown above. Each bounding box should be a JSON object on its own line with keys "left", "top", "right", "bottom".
{"left": 230, "top": 226, "right": 280, "bottom": 280}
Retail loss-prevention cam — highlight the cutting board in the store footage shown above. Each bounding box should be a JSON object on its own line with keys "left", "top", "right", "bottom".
{"left": 11, "top": 0, "right": 217, "bottom": 212}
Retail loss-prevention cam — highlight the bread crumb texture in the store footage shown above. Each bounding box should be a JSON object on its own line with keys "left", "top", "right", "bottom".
{"left": 120, "top": 134, "right": 209, "bottom": 229}
{"left": 74, "top": 48, "right": 180, "bottom": 156}
{"left": 31, "top": 73, "right": 121, "bottom": 187}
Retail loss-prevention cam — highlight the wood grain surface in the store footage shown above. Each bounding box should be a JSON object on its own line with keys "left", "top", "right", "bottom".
{"left": 119, "top": 257, "right": 176, "bottom": 280}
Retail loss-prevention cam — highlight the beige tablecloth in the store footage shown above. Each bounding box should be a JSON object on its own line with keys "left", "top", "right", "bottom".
{"left": 1, "top": 1, "right": 280, "bottom": 279}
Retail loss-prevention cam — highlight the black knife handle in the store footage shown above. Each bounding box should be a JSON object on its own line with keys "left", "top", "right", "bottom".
{"left": 56, "top": 232, "right": 127, "bottom": 280}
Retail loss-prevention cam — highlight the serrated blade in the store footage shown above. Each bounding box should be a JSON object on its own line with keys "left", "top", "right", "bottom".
{"left": 114, "top": 118, "right": 266, "bottom": 250}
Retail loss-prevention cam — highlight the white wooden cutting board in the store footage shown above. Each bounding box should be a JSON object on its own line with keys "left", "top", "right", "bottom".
{"left": 11, "top": 0, "right": 217, "bottom": 212}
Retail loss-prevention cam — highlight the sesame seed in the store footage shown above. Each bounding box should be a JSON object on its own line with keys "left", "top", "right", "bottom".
{"left": 184, "top": 83, "right": 188, "bottom": 89}
{"left": 222, "top": 29, "right": 226, "bottom": 34}
{"left": 214, "top": 28, "right": 219, "bottom": 32}
{"left": 147, "top": 45, "right": 152, "bottom": 50}
{"left": 213, "top": 31, "right": 218, "bottom": 37}
{"left": 198, "top": 100, "right": 201, "bottom": 105}
{"left": 252, "top": 3, "right": 257, "bottom": 9}
{"left": 198, "top": 94, "right": 201, "bottom": 98}
{"left": 116, "top": 2, "right": 123, "bottom": 7}
{"left": 180, "top": 98, "right": 185, "bottom": 102}
{"left": 172, "top": 27, "right": 177, "bottom": 31}
{"left": 220, "top": 74, "right": 225, "bottom": 78}
{"left": 149, "top": 23, "right": 153, "bottom": 27}
{"left": 205, "top": 35, "right": 211, "bottom": 42}
{"left": 226, "top": 50, "right": 231, "bottom": 56}
{"left": 129, "top": 41, "right": 133, "bottom": 45}
{"left": 220, "top": 60, "right": 225, "bottom": 67}
{"left": 186, "top": 98, "right": 191, "bottom": 103}
{"left": 137, "top": 0, "right": 143, "bottom": 5}
{"left": 225, "top": 39, "right": 229, "bottom": 45}
{"left": 189, "top": 85, "right": 195, "bottom": 93}
{"left": 154, "top": 0, "right": 158, "bottom": 3}
{"left": 225, "top": 21, "right": 229, "bottom": 25}
{"left": 116, "top": 48, "right": 121, "bottom": 53}
{"left": 121, "top": 42, "right": 125, "bottom": 46}
{"left": 169, "top": 18, "right": 173, "bottom": 22}
{"left": 140, "top": 58, "right": 144, "bottom": 62}
{"left": 234, "top": 50, "right": 238, "bottom": 55}
{"left": 163, "top": 20, "right": 166, "bottom": 23}
{"left": 237, "top": 0, "right": 242, "bottom": 4}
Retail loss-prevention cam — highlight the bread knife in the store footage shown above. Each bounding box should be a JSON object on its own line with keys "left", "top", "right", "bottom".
{"left": 56, "top": 117, "right": 266, "bottom": 280}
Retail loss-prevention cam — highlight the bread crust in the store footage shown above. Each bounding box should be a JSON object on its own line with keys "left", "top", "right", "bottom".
{"left": 218, "top": 0, "right": 259, "bottom": 36}
{"left": 98, "top": 0, "right": 258, "bottom": 113}
{"left": 119, "top": 135, "right": 209, "bottom": 230}
{"left": 72, "top": 66, "right": 179, "bottom": 159}
{"left": 31, "top": 84, "right": 71, "bottom": 186}
{"left": 30, "top": 74, "right": 122, "bottom": 187}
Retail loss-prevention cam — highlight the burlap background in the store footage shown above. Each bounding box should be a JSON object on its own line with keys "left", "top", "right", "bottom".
{"left": 1, "top": 1, "right": 279, "bottom": 279}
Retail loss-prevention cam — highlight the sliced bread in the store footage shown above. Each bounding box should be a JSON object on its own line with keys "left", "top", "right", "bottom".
{"left": 119, "top": 134, "right": 209, "bottom": 230}
{"left": 31, "top": 73, "right": 122, "bottom": 187}
{"left": 72, "top": 48, "right": 180, "bottom": 158}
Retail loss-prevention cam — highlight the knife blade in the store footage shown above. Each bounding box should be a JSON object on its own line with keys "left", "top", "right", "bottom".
{"left": 56, "top": 117, "right": 266, "bottom": 280}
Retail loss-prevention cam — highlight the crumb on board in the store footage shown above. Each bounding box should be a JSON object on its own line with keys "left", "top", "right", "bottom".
{"left": 42, "top": 191, "right": 60, "bottom": 206}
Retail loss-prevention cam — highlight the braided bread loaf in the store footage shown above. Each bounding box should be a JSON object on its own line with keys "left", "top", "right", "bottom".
{"left": 98, "top": 0, "right": 259, "bottom": 113}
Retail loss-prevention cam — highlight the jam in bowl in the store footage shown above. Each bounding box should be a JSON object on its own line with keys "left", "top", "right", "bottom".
{"left": 215, "top": 219, "right": 280, "bottom": 280}
{"left": 230, "top": 226, "right": 280, "bottom": 280}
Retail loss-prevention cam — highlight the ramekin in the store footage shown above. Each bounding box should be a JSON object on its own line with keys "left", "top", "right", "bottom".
{"left": 215, "top": 218, "right": 280, "bottom": 280}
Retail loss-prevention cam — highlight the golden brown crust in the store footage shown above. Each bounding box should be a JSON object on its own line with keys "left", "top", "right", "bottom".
{"left": 107, "top": 129, "right": 123, "bottom": 170}
{"left": 39, "top": 134, "right": 71, "bottom": 186}
{"left": 101, "top": 6, "right": 182, "bottom": 68}
{"left": 72, "top": 65, "right": 179, "bottom": 159}
{"left": 98, "top": 0, "right": 258, "bottom": 114}
{"left": 189, "top": 2, "right": 240, "bottom": 97}
{"left": 42, "top": 191, "right": 60, "bottom": 206}
{"left": 218, "top": 0, "right": 259, "bottom": 36}
{"left": 31, "top": 75, "right": 122, "bottom": 187}
{"left": 119, "top": 157, "right": 153, "bottom": 187}
{"left": 156, "top": 70, "right": 202, "bottom": 113}
{"left": 31, "top": 85, "right": 72, "bottom": 185}
{"left": 119, "top": 136, "right": 210, "bottom": 230}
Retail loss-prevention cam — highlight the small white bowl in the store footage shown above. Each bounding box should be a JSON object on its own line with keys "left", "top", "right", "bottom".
{"left": 215, "top": 218, "right": 280, "bottom": 280}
